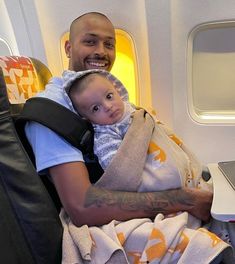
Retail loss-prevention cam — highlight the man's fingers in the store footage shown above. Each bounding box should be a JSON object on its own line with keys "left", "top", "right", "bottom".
{"left": 131, "top": 109, "right": 145, "bottom": 125}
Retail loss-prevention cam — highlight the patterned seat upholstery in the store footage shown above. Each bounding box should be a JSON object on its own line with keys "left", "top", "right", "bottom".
{"left": 0, "top": 55, "right": 52, "bottom": 116}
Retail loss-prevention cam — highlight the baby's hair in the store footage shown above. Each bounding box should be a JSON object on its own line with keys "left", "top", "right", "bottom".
{"left": 69, "top": 73, "right": 103, "bottom": 97}
{"left": 68, "top": 73, "right": 114, "bottom": 117}
{"left": 68, "top": 73, "right": 99, "bottom": 116}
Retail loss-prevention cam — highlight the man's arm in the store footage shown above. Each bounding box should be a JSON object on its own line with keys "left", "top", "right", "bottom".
{"left": 51, "top": 161, "right": 213, "bottom": 227}
{"left": 96, "top": 109, "right": 155, "bottom": 190}
{"left": 51, "top": 109, "right": 212, "bottom": 226}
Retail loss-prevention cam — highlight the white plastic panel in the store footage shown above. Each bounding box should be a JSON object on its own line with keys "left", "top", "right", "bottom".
{"left": 0, "top": 38, "right": 12, "bottom": 56}
{"left": 0, "top": 1, "right": 19, "bottom": 55}
{"left": 146, "top": 0, "right": 235, "bottom": 164}
{"left": 188, "top": 22, "right": 235, "bottom": 124}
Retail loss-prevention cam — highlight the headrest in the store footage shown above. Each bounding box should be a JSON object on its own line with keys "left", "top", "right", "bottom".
{"left": 0, "top": 56, "right": 52, "bottom": 104}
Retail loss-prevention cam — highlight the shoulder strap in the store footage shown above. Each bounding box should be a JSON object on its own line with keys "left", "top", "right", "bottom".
{"left": 16, "top": 97, "right": 94, "bottom": 155}
{"left": 15, "top": 97, "right": 104, "bottom": 184}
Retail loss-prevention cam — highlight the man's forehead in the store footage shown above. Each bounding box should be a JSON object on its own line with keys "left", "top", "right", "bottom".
{"left": 75, "top": 16, "right": 115, "bottom": 38}
{"left": 81, "top": 32, "right": 115, "bottom": 41}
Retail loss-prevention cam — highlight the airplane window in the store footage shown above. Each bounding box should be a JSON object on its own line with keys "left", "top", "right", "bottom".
{"left": 0, "top": 37, "right": 12, "bottom": 56}
{"left": 188, "top": 22, "right": 235, "bottom": 123}
{"left": 60, "top": 29, "right": 138, "bottom": 105}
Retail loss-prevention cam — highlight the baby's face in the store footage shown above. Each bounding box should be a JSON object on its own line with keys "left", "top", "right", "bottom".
{"left": 73, "top": 75, "right": 125, "bottom": 125}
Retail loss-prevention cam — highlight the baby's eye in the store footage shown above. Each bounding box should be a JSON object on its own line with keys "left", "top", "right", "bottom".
{"left": 92, "top": 105, "right": 100, "bottom": 113}
{"left": 106, "top": 93, "right": 113, "bottom": 99}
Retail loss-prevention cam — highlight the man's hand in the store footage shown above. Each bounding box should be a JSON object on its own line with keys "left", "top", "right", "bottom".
{"left": 184, "top": 188, "right": 213, "bottom": 222}
{"left": 131, "top": 108, "right": 155, "bottom": 132}
{"left": 96, "top": 108, "right": 155, "bottom": 191}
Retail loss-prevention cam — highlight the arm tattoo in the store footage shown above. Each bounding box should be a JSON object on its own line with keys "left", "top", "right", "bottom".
{"left": 84, "top": 186, "right": 195, "bottom": 214}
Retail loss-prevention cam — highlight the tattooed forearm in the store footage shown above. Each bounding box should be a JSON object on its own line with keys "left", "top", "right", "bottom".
{"left": 84, "top": 186, "right": 195, "bottom": 214}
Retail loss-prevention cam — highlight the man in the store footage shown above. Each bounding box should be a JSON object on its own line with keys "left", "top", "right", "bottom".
{"left": 25, "top": 12, "right": 213, "bottom": 227}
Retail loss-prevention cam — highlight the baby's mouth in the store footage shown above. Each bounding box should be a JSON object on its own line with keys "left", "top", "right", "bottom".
{"left": 110, "top": 109, "right": 119, "bottom": 118}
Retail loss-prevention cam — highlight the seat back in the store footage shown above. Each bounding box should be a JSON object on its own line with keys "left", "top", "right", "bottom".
{"left": 0, "top": 56, "right": 62, "bottom": 264}
{"left": 0, "top": 55, "right": 52, "bottom": 116}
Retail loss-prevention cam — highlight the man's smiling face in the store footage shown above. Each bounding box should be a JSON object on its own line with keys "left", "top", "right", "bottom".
{"left": 65, "top": 14, "right": 116, "bottom": 72}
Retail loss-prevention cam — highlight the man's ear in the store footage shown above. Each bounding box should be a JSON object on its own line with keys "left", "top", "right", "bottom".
{"left": 65, "top": 40, "right": 71, "bottom": 58}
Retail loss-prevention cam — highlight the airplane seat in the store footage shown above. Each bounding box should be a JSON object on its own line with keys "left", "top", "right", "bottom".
{"left": 0, "top": 55, "right": 62, "bottom": 263}
{"left": 0, "top": 56, "right": 52, "bottom": 117}
{"left": 0, "top": 56, "right": 62, "bottom": 211}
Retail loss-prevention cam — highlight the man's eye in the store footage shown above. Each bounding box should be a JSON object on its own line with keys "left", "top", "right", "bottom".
{"left": 105, "top": 42, "right": 115, "bottom": 49}
{"left": 92, "top": 105, "right": 100, "bottom": 112}
{"left": 83, "top": 39, "right": 96, "bottom": 46}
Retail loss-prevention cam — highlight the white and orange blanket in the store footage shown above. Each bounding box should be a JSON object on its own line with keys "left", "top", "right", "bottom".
{"left": 60, "top": 119, "right": 233, "bottom": 263}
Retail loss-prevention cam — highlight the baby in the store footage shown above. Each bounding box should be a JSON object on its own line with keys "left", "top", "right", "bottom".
{"left": 63, "top": 69, "right": 212, "bottom": 193}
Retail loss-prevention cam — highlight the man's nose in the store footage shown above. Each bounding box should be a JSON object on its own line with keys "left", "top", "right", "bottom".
{"left": 95, "top": 43, "right": 106, "bottom": 56}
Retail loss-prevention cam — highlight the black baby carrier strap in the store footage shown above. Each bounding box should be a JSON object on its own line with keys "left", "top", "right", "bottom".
{"left": 16, "top": 97, "right": 103, "bottom": 185}
{"left": 18, "top": 97, "right": 94, "bottom": 155}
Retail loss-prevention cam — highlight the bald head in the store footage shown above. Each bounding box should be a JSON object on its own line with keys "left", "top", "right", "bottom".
{"left": 69, "top": 12, "right": 114, "bottom": 42}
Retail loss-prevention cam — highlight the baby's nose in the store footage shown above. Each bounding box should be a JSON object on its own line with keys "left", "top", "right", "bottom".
{"left": 104, "top": 101, "right": 112, "bottom": 111}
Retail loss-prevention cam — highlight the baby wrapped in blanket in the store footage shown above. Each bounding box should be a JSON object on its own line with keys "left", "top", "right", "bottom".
{"left": 60, "top": 69, "right": 234, "bottom": 264}
{"left": 64, "top": 69, "right": 211, "bottom": 194}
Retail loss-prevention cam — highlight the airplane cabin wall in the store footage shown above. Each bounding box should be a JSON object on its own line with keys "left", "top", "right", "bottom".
{"left": 0, "top": 1, "right": 21, "bottom": 55}
{"left": 128, "top": 0, "right": 235, "bottom": 165}
{"left": 152, "top": 0, "right": 235, "bottom": 164}
{"left": 1, "top": 0, "right": 235, "bottom": 165}
{"left": 145, "top": 0, "right": 174, "bottom": 129}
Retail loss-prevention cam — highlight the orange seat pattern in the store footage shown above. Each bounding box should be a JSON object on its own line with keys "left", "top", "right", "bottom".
{"left": 0, "top": 56, "right": 52, "bottom": 104}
